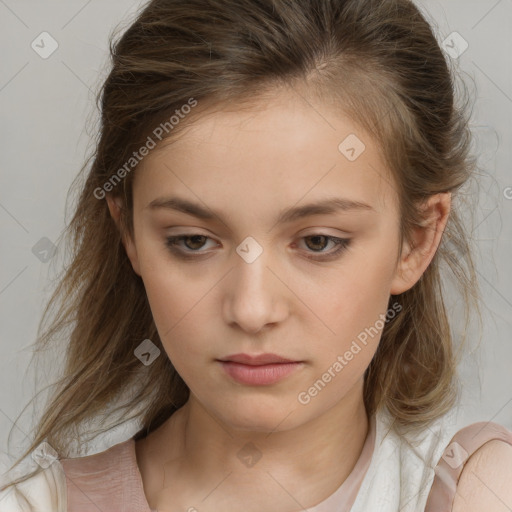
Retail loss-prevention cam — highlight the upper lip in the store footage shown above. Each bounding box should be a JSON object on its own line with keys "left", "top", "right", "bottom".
{"left": 217, "top": 353, "right": 300, "bottom": 365}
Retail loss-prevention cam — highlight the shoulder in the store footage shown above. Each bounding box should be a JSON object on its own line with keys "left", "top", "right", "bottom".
{"left": 59, "top": 437, "right": 145, "bottom": 511}
{"left": 453, "top": 438, "right": 512, "bottom": 512}
{"left": 0, "top": 461, "right": 67, "bottom": 512}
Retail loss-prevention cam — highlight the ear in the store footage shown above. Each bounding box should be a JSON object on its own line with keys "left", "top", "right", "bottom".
{"left": 390, "top": 192, "right": 451, "bottom": 295}
{"left": 106, "top": 194, "right": 141, "bottom": 277}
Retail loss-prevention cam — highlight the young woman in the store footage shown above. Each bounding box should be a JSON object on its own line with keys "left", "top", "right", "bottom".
{"left": 2, "top": 0, "right": 512, "bottom": 511}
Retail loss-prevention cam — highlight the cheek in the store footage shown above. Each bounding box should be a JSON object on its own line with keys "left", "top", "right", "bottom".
{"left": 142, "top": 269, "right": 202, "bottom": 342}
{"left": 141, "top": 269, "right": 211, "bottom": 386}
{"left": 136, "top": 251, "right": 225, "bottom": 384}
{"left": 312, "top": 245, "right": 397, "bottom": 366}
{"left": 134, "top": 242, "right": 200, "bottom": 346}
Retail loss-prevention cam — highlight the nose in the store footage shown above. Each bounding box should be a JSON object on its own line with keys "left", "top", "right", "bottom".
{"left": 222, "top": 247, "right": 289, "bottom": 334}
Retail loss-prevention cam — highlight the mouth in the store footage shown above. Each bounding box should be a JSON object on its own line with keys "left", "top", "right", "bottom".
{"left": 216, "top": 353, "right": 304, "bottom": 386}
{"left": 217, "top": 353, "right": 300, "bottom": 365}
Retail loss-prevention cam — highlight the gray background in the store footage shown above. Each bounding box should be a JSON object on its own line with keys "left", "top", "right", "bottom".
{"left": 1, "top": 0, "right": 511, "bottom": 468}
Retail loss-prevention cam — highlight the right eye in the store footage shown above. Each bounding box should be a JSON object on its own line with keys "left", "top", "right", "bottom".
{"left": 165, "top": 234, "right": 218, "bottom": 258}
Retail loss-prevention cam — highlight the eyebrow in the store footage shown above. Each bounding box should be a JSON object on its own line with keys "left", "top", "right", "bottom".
{"left": 145, "top": 196, "right": 375, "bottom": 224}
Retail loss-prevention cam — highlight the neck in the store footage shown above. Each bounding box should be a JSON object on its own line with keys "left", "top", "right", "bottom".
{"left": 143, "top": 378, "right": 370, "bottom": 509}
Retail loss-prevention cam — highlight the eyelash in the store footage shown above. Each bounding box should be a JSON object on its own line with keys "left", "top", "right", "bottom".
{"left": 164, "top": 234, "right": 351, "bottom": 261}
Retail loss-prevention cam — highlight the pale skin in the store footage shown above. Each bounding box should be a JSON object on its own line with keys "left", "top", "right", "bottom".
{"left": 105, "top": 86, "right": 509, "bottom": 512}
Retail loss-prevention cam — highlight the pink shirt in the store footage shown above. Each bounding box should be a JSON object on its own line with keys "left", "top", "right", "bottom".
{"left": 59, "top": 409, "right": 512, "bottom": 512}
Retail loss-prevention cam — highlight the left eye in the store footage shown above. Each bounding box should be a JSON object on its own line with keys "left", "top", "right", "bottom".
{"left": 164, "top": 234, "right": 351, "bottom": 260}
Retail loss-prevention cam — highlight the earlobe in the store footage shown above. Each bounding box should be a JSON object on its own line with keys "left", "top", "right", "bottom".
{"left": 105, "top": 194, "right": 141, "bottom": 277}
{"left": 389, "top": 238, "right": 415, "bottom": 295}
{"left": 390, "top": 193, "right": 451, "bottom": 295}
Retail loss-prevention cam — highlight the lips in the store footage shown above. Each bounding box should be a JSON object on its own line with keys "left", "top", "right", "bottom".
{"left": 217, "top": 353, "right": 299, "bottom": 365}
{"left": 216, "top": 353, "right": 303, "bottom": 385}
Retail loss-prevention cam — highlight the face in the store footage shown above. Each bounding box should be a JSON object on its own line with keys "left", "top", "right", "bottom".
{"left": 109, "top": 88, "right": 439, "bottom": 433}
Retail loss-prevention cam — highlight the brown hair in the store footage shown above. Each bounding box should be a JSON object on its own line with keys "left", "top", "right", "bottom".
{"left": 2, "top": 0, "right": 481, "bottom": 492}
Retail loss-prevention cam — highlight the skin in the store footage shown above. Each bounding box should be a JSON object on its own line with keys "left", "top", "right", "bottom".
{"left": 453, "top": 440, "right": 512, "bottom": 512}
{"left": 107, "top": 87, "right": 451, "bottom": 512}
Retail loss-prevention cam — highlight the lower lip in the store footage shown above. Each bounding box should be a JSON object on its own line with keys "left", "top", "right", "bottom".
{"left": 218, "top": 361, "right": 302, "bottom": 386}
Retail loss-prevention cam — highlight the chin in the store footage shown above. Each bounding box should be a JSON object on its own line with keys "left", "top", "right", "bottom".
{"left": 213, "top": 394, "right": 303, "bottom": 433}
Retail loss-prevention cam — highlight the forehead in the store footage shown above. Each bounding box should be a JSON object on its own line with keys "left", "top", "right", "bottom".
{"left": 134, "top": 89, "right": 398, "bottom": 218}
